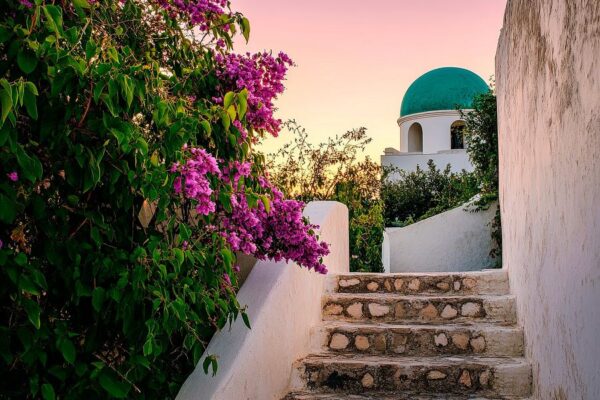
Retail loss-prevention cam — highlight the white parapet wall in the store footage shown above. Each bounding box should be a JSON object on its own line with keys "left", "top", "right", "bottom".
{"left": 176, "top": 201, "right": 349, "bottom": 400}
{"left": 383, "top": 201, "right": 497, "bottom": 272}
{"left": 381, "top": 151, "right": 473, "bottom": 175}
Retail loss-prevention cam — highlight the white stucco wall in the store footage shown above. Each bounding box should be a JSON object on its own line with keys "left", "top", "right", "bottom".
{"left": 176, "top": 201, "right": 349, "bottom": 400}
{"left": 497, "top": 1, "right": 600, "bottom": 399}
{"left": 399, "top": 110, "right": 466, "bottom": 154}
{"left": 384, "top": 201, "right": 497, "bottom": 272}
{"left": 381, "top": 230, "right": 391, "bottom": 273}
{"left": 381, "top": 151, "right": 473, "bottom": 175}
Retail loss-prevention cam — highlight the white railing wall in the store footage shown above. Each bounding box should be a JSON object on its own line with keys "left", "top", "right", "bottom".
{"left": 176, "top": 201, "right": 349, "bottom": 400}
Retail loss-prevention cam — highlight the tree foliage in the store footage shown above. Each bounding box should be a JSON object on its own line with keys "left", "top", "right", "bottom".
{"left": 461, "top": 88, "right": 501, "bottom": 259}
{"left": 268, "top": 121, "right": 384, "bottom": 272}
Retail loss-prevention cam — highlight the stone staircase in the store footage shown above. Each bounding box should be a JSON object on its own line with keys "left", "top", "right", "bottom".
{"left": 283, "top": 270, "right": 531, "bottom": 399}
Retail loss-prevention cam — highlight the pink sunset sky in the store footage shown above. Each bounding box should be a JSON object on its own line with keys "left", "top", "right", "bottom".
{"left": 234, "top": 0, "right": 508, "bottom": 160}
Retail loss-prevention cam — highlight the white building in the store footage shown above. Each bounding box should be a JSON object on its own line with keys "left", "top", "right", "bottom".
{"left": 381, "top": 67, "right": 489, "bottom": 173}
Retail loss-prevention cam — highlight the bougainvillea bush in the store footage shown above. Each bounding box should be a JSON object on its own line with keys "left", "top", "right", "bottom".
{"left": 0, "top": 0, "right": 328, "bottom": 398}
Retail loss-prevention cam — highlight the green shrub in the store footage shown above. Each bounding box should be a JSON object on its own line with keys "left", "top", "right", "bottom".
{"left": 461, "top": 89, "right": 501, "bottom": 261}
{"left": 381, "top": 160, "right": 478, "bottom": 227}
{"left": 268, "top": 121, "right": 384, "bottom": 272}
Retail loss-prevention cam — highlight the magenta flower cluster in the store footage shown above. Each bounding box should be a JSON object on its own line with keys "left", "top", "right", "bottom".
{"left": 155, "top": 0, "right": 228, "bottom": 31}
{"left": 222, "top": 185, "right": 329, "bottom": 274}
{"left": 7, "top": 171, "right": 18, "bottom": 182}
{"left": 171, "top": 146, "right": 220, "bottom": 216}
{"left": 171, "top": 147, "right": 330, "bottom": 273}
{"left": 215, "top": 52, "right": 294, "bottom": 136}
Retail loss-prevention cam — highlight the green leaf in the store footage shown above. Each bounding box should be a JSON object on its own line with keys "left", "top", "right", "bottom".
{"left": 237, "top": 89, "right": 248, "bottom": 119}
{"left": 85, "top": 39, "right": 97, "bottom": 60}
{"left": 58, "top": 338, "right": 76, "bottom": 364}
{"left": 92, "top": 287, "right": 105, "bottom": 312}
{"left": 90, "top": 226, "right": 101, "bottom": 246}
{"left": 200, "top": 119, "right": 211, "bottom": 135}
{"left": 143, "top": 338, "right": 153, "bottom": 356}
{"left": 42, "top": 5, "right": 64, "bottom": 36}
{"left": 73, "top": 0, "right": 90, "bottom": 9}
{"left": 136, "top": 137, "right": 148, "bottom": 156}
{"left": 107, "top": 47, "right": 119, "bottom": 63}
{"left": 172, "top": 248, "right": 184, "bottom": 267}
{"left": 119, "top": 75, "right": 134, "bottom": 108}
{"left": 202, "top": 354, "right": 218, "bottom": 376}
{"left": 223, "top": 91, "right": 235, "bottom": 109}
{"left": 19, "top": 275, "right": 40, "bottom": 296}
{"left": 41, "top": 383, "right": 56, "bottom": 400}
{"left": 261, "top": 195, "right": 271, "bottom": 213}
{"left": 15, "top": 144, "right": 43, "bottom": 183}
{"left": 218, "top": 191, "right": 232, "bottom": 213}
{"left": 14, "top": 252, "right": 27, "bottom": 266}
{"left": 93, "top": 81, "right": 105, "bottom": 102}
{"left": 0, "top": 194, "right": 16, "bottom": 223}
{"left": 227, "top": 104, "right": 236, "bottom": 121}
{"left": 23, "top": 83, "right": 38, "bottom": 120}
{"left": 22, "top": 298, "right": 40, "bottom": 329}
{"left": 25, "top": 81, "right": 38, "bottom": 96}
{"left": 220, "top": 248, "right": 233, "bottom": 269}
{"left": 241, "top": 17, "right": 251, "bottom": 42}
{"left": 99, "top": 371, "right": 129, "bottom": 399}
{"left": 241, "top": 311, "right": 251, "bottom": 329}
{"left": 220, "top": 110, "right": 230, "bottom": 131}
{"left": 0, "top": 27, "right": 12, "bottom": 44}
{"left": 0, "top": 80, "right": 12, "bottom": 124}
{"left": 17, "top": 49, "right": 38, "bottom": 75}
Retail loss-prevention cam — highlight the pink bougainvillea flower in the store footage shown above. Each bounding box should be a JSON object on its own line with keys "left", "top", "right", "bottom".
{"left": 223, "top": 273, "right": 231, "bottom": 286}
{"left": 171, "top": 147, "right": 220, "bottom": 216}
{"left": 170, "top": 146, "right": 330, "bottom": 273}
{"left": 215, "top": 52, "right": 294, "bottom": 136}
{"left": 7, "top": 171, "right": 18, "bottom": 182}
{"left": 154, "top": 0, "right": 229, "bottom": 31}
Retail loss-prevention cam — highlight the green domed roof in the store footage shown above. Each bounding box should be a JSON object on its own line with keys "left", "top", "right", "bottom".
{"left": 400, "top": 67, "right": 488, "bottom": 117}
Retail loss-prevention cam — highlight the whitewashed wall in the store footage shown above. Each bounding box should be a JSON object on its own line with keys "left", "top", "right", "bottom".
{"left": 176, "top": 202, "right": 349, "bottom": 400}
{"left": 399, "top": 110, "right": 465, "bottom": 153}
{"left": 497, "top": 1, "right": 600, "bottom": 398}
{"left": 384, "top": 201, "right": 497, "bottom": 272}
{"left": 381, "top": 151, "right": 473, "bottom": 175}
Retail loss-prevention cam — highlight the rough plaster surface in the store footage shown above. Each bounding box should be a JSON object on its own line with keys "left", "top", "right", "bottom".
{"left": 384, "top": 202, "right": 496, "bottom": 272}
{"left": 496, "top": 1, "right": 600, "bottom": 398}
{"left": 176, "top": 201, "right": 349, "bottom": 400}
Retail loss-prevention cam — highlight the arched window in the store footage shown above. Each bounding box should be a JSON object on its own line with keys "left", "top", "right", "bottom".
{"left": 408, "top": 122, "right": 423, "bottom": 152}
{"left": 451, "top": 120, "right": 466, "bottom": 149}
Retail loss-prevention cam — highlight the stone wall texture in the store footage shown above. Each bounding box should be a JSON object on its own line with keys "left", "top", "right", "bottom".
{"left": 496, "top": 1, "right": 600, "bottom": 399}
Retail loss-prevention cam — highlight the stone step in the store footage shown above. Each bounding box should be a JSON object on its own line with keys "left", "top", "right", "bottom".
{"left": 328, "top": 270, "right": 508, "bottom": 296}
{"left": 283, "top": 390, "right": 527, "bottom": 399}
{"left": 312, "top": 322, "right": 524, "bottom": 357}
{"left": 322, "top": 293, "right": 517, "bottom": 324}
{"left": 289, "top": 354, "right": 531, "bottom": 398}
